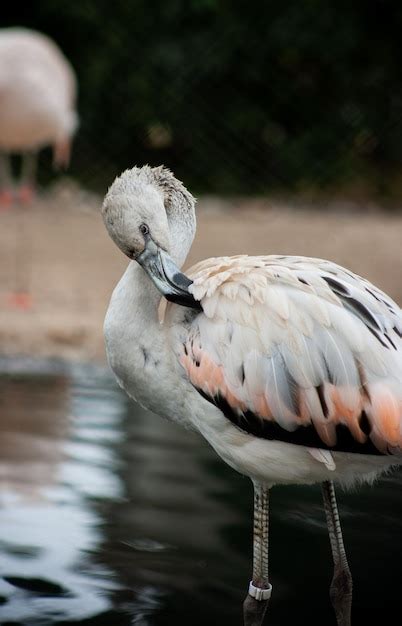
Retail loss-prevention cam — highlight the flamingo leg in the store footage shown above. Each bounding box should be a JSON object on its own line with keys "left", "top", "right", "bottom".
{"left": 322, "top": 481, "right": 353, "bottom": 626}
{"left": 0, "top": 152, "right": 13, "bottom": 207}
{"left": 243, "top": 481, "right": 272, "bottom": 626}
{"left": 18, "top": 152, "right": 37, "bottom": 204}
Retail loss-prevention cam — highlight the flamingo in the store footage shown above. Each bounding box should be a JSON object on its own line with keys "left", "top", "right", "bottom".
{"left": 0, "top": 27, "right": 77, "bottom": 206}
{"left": 102, "top": 165, "right": 402, "bottom": 626}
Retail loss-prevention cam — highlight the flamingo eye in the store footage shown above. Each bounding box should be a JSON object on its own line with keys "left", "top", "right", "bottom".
{"left": 139, "top": 223, "right": 149, "bottom": 236}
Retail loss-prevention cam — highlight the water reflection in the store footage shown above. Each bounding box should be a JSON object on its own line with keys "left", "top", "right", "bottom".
{"left": 0, "top": 373, "right": 68, "bottom": 498}
{"left": 0, "top": 359, "right": 401, "bottom": 625}
{"left": 0, "top": 364, "right": 123, "bottom": 624}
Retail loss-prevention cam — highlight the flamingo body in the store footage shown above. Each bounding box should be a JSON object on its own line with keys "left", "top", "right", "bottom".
{"left": 168, "top": 255, "right": 402, "bottom": 485}
{"left": 0, "top": 28, "right": 77, "bottom": 159}
{"left": 0, "top": 27, "right": 77, "bottom": 204}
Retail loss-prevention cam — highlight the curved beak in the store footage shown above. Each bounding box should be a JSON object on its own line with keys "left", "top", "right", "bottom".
{"left": 136, "top": 238, "right": 202, "bottom": 310}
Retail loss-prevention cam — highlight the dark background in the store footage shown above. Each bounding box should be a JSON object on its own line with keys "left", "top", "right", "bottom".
{"left": 3, "top": 0, "right": 402, "bottom": 195}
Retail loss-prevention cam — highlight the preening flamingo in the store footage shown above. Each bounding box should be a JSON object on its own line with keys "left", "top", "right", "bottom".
{"left": 102, "top": 165, "right": 402, "bottom": 626}
{"left": 0, "top": 28, "right": 77, "bottom": 205}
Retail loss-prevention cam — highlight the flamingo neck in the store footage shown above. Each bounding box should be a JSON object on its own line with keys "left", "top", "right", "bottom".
{"left": 105, "top": 261, "right": 178, "bottom": 416}
{"left": 126, "top": 260, "right": 163, "bottom": 318}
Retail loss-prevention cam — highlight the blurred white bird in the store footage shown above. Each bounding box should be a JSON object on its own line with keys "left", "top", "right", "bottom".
{"left": 0, "top": 27, "right": 77, "bottom": 206}
{"left": 102, "top": 165, "right": 402, "bottom": 626}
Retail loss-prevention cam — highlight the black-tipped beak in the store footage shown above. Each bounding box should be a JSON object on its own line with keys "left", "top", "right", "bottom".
{"left": 136, "top": 238, "right": 202, "bottom": 310}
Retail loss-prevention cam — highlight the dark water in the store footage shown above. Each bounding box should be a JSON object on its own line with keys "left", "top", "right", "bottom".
{"left": 0, "top": 358, "right": 401, "bottom": 626}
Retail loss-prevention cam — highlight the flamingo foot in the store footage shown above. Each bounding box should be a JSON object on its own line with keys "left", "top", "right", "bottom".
{"left": 0, "top": 189, "right": 14, "bottom": 210}
{"left": 17, "top": 184, "right": 35, "bottom": 205}
{"left": 7, "top": 291, "right": 33, "bottom": 310}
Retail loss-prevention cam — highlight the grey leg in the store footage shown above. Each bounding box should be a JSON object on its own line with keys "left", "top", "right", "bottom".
{"left": 0, "top": 152, "right": 12, "bottom": 186}
{"left": 21, "top": 152, "right": 37, "bottom": 185}
{"left": 0, "top": 152, "right": 13, "bottom": 206}
{"left": 243, "top": 481, "right": 272, "bottom": 626}
{"left": 18, "top": 152, "right": 37, "bottom": 203}
{"left": 322, "top": 481, "right": 353, "bottom": 626}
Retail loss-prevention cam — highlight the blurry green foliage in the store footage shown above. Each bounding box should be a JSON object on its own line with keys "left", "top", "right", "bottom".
{"left": 3, "top": 1, "right": 402, "bottom": 193}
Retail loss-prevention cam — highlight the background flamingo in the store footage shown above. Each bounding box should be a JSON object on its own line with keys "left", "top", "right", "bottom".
{"left": 102, "top": 165, "right": 402, "bottom": 626}
{"left": 0, "top": 27, "right": 77, "bottom": 206}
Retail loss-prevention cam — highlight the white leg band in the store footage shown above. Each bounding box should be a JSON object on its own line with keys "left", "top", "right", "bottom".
{"left": 248, "top": 580, "right": 272, "bottom": 601}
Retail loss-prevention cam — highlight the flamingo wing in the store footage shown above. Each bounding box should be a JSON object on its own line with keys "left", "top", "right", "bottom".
{"left": 168, "top": 255, "right": 402, "bottom": 455}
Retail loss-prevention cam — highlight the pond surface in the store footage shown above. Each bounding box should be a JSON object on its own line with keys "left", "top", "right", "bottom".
{"left": 0, "top": 358, "right": 401, "bottom": 626}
